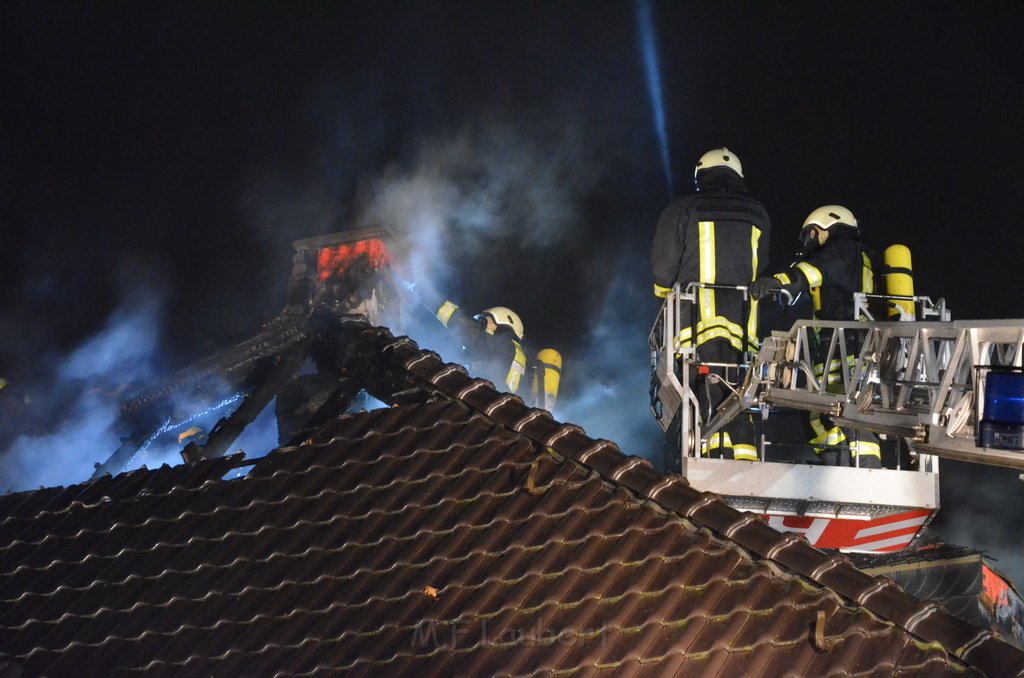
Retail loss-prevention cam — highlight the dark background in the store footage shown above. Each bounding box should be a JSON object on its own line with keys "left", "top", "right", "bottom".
{"left": 2, "top": 3, "right": 1022, "bottom": 583}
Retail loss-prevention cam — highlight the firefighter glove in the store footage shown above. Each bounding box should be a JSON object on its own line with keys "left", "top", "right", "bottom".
{"left": 749, "top": 276, "right": 783, "bottom": 300}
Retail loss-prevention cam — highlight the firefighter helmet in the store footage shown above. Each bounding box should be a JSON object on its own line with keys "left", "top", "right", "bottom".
{"left": 480, "top": 306, "right": 524, "bottom": 340}
{"left": 803, "top": 205, "right": 858, "bottom": 231}
{"left": 694, "top": 147, "right": 743, "bottom": 178}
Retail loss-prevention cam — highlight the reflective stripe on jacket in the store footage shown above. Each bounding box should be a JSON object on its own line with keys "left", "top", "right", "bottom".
{"left": 773, "top": 231, "right": 876, "bottom": 321}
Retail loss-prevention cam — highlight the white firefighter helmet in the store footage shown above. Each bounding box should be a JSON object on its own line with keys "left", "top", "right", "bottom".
{"left": 694, "top": 147, "right": 743, "bottom": 178}
{"left": 480, "top": 306, "right": 524, "bottom": 340}
{"left": 803, "top": 204, "right": 858, "bottom": 231}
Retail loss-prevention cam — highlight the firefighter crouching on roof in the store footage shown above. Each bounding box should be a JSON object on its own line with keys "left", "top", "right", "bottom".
{"left": 396, "top": 276, "right": 563, "bottom": 408}
{"left": 750, "top": 204, "right": 882, "bottom": 468}
{"left": 434, "top": 301, "right": 528, "bottom": 395}
{"left": 651, "top": 147, "right": 771, "bottom": 472}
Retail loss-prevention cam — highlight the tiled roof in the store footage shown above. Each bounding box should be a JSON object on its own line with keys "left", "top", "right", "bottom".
{"left": 2, "top": 320, "right": 1023, "bottom": 676}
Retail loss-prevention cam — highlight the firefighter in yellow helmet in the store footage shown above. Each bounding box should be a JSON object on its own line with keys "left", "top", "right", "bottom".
{"left": 750, "top": 204, "right": 882, "bottom": 468}
{"left": 651, "top": 148, "right": 772, "bottom": 470}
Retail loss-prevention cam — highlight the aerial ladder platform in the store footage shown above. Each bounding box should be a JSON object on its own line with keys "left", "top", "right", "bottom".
{"left": 650, "top": 282, "right": 1024, "bottom": 553}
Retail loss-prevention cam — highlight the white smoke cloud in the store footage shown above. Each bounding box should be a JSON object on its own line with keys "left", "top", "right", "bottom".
{"left": 59, "top": 303, "right": 162, "bottom": 384}
{"left": 1, "top": 390, "right": 121, "bottom": 492}
{"left": 1, "top": 298, "right": 166, "bottom": 492}
{"left": 351, "top": 120, "right": 661, "bottom": 459}
{"left": 355, "top": 120, "right": 599, "bottom": 307}
{"left": 0, "top": 288, "right": 283, "bottom": 493}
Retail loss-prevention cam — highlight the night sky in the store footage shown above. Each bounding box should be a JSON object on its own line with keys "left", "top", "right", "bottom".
{"left": 3, "top": 4, "right": 1023, "bottom": 581}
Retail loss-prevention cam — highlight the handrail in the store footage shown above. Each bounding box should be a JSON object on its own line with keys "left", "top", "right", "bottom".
{"left": 652, "top": 283, "right": 1024, "bottom": 470}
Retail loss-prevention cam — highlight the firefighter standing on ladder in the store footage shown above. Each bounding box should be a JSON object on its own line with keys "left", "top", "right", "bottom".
{"left": 651, "top": 148, "right": 771, "bottom": 470}
{"left": 750, "top": 204, "right": 883, "bottom": 468}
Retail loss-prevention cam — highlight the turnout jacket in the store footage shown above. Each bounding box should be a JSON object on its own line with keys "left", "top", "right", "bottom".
{"left": 651, "top": 168, "right": 771, "bottom": 351}
{"left": 772, "top": 228, "right": 876, "bottom": 321}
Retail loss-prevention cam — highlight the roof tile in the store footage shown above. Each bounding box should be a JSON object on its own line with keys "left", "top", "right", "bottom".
{"left": 963, "top": 634, "right": 1024, "bottom": 677}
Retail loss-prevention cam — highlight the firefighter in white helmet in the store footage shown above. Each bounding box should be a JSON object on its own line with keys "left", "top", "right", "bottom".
{"left": 651, "top": 147, "right": 772, "bottom": 471}
{"left": 396, "top": 274, "right": 561, "bottom": 407}
{"left": 750, "top": 204, "right": 882, "bottom": 468}
{"left": 432, "top": 300, "right": 528, "bottom": 395}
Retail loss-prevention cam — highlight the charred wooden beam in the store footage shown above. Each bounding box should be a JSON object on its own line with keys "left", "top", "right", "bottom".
{"left": 181, "top": 342, "right": 312, "bottom": 463}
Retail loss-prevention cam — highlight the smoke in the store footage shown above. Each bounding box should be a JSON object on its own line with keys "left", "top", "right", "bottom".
{"left": 60, "top": 304, "right": 162, "bottom": 385}
{"left": 2, "top": 393, "right": 119, "bottom": 493}
{"left": 350, "top": 118, "right": 662, "bottom": 460}
{"left": 1, "top": 297, "right": 166, "bottom": 492}
{"left": 930, "top": 460, "right": 1024, "bottom": 589}
{"left": 355, "top": 120, "right": 599, "bottom": 307}
{"left": 555, "top": 251, "right": 663, "bottom": 459}
{"left": 2, "top": 108, "right": 663, "bottom": 494}
{"left": 0, "top": 290, "right": 281, "bottom": 493}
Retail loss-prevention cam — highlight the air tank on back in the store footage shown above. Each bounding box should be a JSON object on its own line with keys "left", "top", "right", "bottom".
{"left": 883, "top": 244, "right": 915, "bottom": 320}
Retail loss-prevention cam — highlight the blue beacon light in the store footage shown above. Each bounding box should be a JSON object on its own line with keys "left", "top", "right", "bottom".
{"left": 978, "top": 370, "right": 1024, "bottom": 450}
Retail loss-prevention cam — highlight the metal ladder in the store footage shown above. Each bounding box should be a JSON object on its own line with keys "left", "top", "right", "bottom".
{"left": 652, "top": 283, "right": 1024, "bottom": 470}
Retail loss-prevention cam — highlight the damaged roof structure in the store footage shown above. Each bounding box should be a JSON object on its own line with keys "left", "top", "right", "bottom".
{"left": 3, "top": 316, "right": 1024, "bottom": 677}
{"left": 851, "top": 542, "right": 1024, "bottom": 652}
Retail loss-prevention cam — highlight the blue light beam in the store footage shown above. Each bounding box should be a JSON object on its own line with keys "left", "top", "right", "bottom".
{"left": 636, "top": 0, "right": 674, "bottom": 198}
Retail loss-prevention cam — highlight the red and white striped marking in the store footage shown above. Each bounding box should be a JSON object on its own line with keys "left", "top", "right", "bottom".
{"left": 765, "top": 509, "right": 932, "bottom": 553}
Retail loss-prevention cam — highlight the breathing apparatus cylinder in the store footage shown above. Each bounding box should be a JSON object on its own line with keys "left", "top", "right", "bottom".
{"left": 532, "top": 348, "right": 563, "bottom": 411}
{"left": 883, "top": 244, "right": 915, "bottom": 320}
